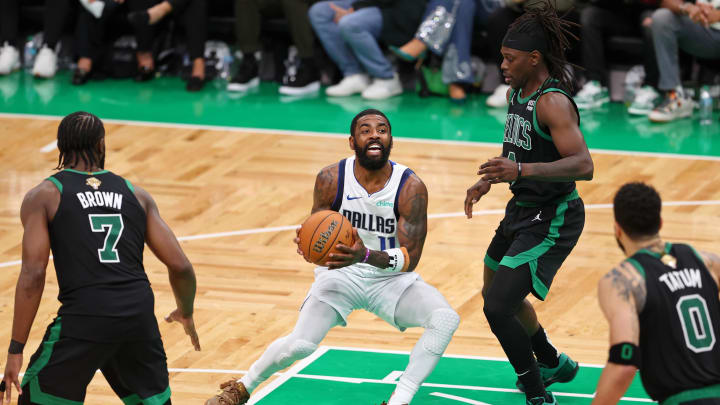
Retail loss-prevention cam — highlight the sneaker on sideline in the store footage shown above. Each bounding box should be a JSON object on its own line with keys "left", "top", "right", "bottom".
{"left": 326, "top": 73, "right": 370, "bottom": 97}
{"left": 278, "top": 53, "right": 320, "bottom": 96}
{"left": 227, "top": 52, "right": 259, "bottom": 92}
{"left": 574, "top": 80, "right": 609, "bottom": 109}
{"left": 628, "top": 86, "right": 661, "bottom": 116}
{"left": 361, "top": 74, "right": 402, "bottom": 100}
{"left": 486, "top": 84, "right": 510, "bottom": 108}
{"left": 32, "top": 45, "right": 57, "bottom": 78}
{"left": 0, "top": 42, "right": 20, "bottom": 75}
{"left": 648, "top": 90, "right": 694, "bottom": 123}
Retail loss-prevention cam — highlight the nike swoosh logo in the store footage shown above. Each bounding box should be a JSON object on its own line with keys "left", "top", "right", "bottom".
{"left": 346, "top": 196, "right": 363, "bottom": 201}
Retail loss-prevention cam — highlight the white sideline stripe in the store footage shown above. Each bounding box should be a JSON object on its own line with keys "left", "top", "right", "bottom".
{"left": 382, "top": 370, "right": 404, "bottom": 382}
{"left": 430, "top": 392, "right": 493, "bottom": 405}
{"left": 2, "top": 199, "right": 720, "bottom": 269}
{"left": 248, "top": 346, "right": 330, "bottom": 405}
{"left": 40, "top": 140, "right": 57, "bottom": 153}
{"left": 0, "top": 112, "right": 717, "bottom": 161}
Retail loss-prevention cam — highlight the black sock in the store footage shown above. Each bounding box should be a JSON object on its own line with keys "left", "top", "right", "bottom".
{"left": 531, "top": 325, "right": 559, "bottom": 368}
{"left": 518, "top": 363, "right": 545, "bottom": 399}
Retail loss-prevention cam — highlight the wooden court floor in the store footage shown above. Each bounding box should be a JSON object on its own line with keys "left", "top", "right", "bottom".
{"left": 1, "top": 116, "right": 719, "bottom": 403}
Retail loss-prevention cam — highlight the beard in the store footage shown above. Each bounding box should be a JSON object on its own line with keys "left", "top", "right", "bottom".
{"left": 355, "top": 138, "right": 392, "bottom": 170}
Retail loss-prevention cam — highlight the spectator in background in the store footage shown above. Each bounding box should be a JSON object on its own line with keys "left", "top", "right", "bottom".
{"left": 484, "top": 0, "right": 576, "bottom": 108}
{"left": 226, "top": 0, "right": 319, "bottom": 96}
{"left": 388, "top": 0, "right": 503, "bottom": 103}
{"left": 309, "top": 0, "right": 427, "bottom": 100}
{"left": 0, "top": 0, "right": 21, "bottom": 75}
{"left": 127, "top": 0, "right": 208, "bottom": 91}
{"left": 29, "top": 0, "right": 82, "bottom": 79}
{"left": 647, "top": 0, "right": 720, "bottom": 122}
{"left": 573, "top": 0, "right": 661, "bottom": 114}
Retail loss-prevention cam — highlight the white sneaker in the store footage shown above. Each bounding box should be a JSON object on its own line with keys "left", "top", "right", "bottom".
{"left": 32, "top": 45, "right": 58, "bottom": 78}
{"left": 574, "top": 80, "right": 609, "bottom": 109}
{"left": 628, "top": 86, "right": 661, "bottom": 116}
{"left": 361, "top": 74, "right": 402, "bottom": 100}
{"left": 0, "top": 42, "right": 20, "bottom": 75}
{"left": 326, "top": 73, "right": 370, "bottom": 97}
{"left": 486, "top": 84, "right": 510, "bottom": 108}
{"left": 648, "top": 91, "right": 695, "bottom": 123}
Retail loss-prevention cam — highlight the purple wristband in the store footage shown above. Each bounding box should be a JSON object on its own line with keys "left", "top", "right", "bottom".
{"left": 361, "top": 248, "right": 371, "bottom": 263}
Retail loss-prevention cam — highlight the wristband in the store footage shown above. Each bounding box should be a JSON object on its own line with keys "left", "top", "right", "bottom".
{"left": 608, "top": 342, "right": 641, "bottom": 368}
{"left": 383, "top": 247, "right": 410, "bottom": 273}
{"left": 361, "top": 248, "right": 371, "bottom": 263}
{"left": 517, "top": 161, "right": 522, "bottom": 179}
{"left": 8, "top": 339, "right": 24, "bottom": 354}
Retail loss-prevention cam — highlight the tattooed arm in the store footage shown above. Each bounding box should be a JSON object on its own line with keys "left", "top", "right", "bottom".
{"left": 592, "top": 262, "right": 646, "bottom": 405}
{"left": 311, "top": 163, "right": 339, "bottom": 214}
{"left": 699, "top": 251, "right": 720, "bottom": 288}
{"left": 395, "top": 174, "right": 428, "bottom": 272}
{"left": 326, "top": 172, "right": 428, "bottom": 271}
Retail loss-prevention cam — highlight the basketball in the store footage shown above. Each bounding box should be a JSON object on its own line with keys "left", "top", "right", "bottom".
{"left": 298, "top": 210, "right": 355, "bottom": 265}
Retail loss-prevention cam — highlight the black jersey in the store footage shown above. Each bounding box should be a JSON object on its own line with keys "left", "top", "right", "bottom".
{"left": 46, "top": 169, "right": 159, "bottom": 341}
{"left": 504, "top": 78, "right": 579, "bottom": 205}
{"left": 628, "top": 243, "right": 720, "bottom": 402}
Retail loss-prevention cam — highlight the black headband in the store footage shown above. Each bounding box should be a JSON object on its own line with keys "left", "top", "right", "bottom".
{"left": 502, "top": 28, "right": 548, "bottom": 54}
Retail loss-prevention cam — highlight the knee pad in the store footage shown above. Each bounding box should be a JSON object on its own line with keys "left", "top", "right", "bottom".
{"left": 421, "top": 308, "right": 460, "bottom": 356}
{"left": 276, "top": 339, "right": 318, "bottom": 367}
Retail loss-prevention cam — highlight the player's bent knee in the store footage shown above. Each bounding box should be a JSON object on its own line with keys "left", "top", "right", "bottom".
{"left": 276, "top": 339, "right": 318, "bottom": 367}
{"left": 421, "top": 308, "right": 460, "bottom": 356}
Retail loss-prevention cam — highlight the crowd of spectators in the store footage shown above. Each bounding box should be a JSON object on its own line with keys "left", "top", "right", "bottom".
{"left": 0, "top": 0, "right": 718, "bottom": 122}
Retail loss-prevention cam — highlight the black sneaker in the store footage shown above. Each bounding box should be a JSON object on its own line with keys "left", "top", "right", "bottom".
{"left": 279, "top": 56, "right": 320, "bottom": 96}
{"left": 227, "top": 54, "right": 259, "bottom": 92}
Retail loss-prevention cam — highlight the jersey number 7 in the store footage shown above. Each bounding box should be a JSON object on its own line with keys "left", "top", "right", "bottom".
{"left": 89, "top": 214, "right": 125, "bottom": 263}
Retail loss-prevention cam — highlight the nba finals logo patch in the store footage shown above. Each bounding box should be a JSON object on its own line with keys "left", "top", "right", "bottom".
{"left": 527, "top": 100, "right": 535, "bottom": 111}
{"left": 86, "top": 177, "right": 102, "bottom": 190}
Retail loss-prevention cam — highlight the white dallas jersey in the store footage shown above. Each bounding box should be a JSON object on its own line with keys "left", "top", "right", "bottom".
{"left": 323, "top": 156, "right": 414, "bottom": 278}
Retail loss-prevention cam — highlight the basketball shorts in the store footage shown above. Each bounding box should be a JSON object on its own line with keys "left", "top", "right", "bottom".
{"left": 306, "top": 266, "right": 421, "bottom": 331}
{"left": 484, "top": 193, "right": 585, "bottom": 300}
{"left": 19, "top": 317, "right": 171, "bottom": 405}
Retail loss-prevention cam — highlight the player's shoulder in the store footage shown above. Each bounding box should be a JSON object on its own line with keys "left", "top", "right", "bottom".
{"left": 30, "top": 178, "right": 61, "bottom": 201}
{"left": 398, "top": 171, "right": 427, "bottom": 202}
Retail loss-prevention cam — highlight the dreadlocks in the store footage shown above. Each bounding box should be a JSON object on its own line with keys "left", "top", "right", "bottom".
{"left": 56, "top": 111, "right": 106, "bottom": 170}
{"left": 506, "top": 0, "right": 579, "bottom": 92}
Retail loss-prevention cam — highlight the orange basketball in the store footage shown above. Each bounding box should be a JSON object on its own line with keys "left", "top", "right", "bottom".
{"left": 298, "top": 210, "right": 355, "bottom": 265}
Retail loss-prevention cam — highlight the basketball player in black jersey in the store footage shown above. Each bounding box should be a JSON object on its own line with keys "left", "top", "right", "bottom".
{"left": 593, "top": 182, "right": 720, "bottom": 405}
{"left": 0, "top": 112, "right": 200, "bottom": 405}
{"left": 464, "top": 3, "right": 593, "bottom": 405}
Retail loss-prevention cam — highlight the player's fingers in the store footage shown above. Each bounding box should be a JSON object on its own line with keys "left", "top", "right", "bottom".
{"left": 165, "top": 311, "right": 175, "bottom": 323}
{"left": 13, "top": 378, "right": 20, "bottom": 397}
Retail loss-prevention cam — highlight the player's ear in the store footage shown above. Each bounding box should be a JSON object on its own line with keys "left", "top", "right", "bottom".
{"left": 613, "top": 222, "right": 623, "bottom": 239}
{"left": 530, "top": 50, "right": 541, "bottom": 67}
{"left": 348, "top": 135, "right": 356, "bottom": 151}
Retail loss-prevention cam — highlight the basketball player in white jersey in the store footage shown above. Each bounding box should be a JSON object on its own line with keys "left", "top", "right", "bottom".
{"left": 205, "top": 109, "right": 460, "bottom": 405}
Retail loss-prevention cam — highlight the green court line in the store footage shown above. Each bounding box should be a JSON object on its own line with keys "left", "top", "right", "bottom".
{"left": 253, "top": 347, "right": 653, "bottom": 405}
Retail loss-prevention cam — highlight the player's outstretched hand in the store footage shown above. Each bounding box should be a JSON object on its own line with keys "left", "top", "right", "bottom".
{"left": 1, "top": 353, "right": 23, "bottom": 405}
{"left": 478, "top": 157, "right": 519, "bottom": 184}
{"left": 465, "top": 180, "right": 491, "bottom": 219}
{"left": 165, "top": 309, "right": 201, "bottom": 351}
{"left": 326, "top": 228, "right": 365, "bottom": 270}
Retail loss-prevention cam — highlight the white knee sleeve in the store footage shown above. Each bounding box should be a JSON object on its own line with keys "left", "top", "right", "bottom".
{"left": 421, "top": 308, "right": 460, "bottom": 356}
{"left": 276, "top": 339, "right": 318, "bottom": 368}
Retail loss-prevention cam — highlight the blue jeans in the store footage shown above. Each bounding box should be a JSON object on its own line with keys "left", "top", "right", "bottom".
{"left": 651, "top": 8, "right": 720, "bottom": 91}
{"left": 308, "top": 0, "right": 394, "bottom": 79}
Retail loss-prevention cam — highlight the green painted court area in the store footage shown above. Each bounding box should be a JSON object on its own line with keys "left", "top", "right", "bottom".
{"left": 1, "top": 71, "right": 719, "bottom": 157}
{"left": 253, "top": 347, "right": 652, "bottom": 404}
